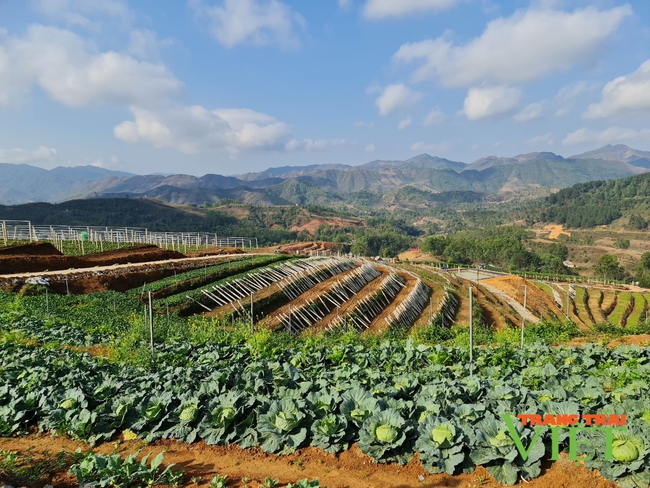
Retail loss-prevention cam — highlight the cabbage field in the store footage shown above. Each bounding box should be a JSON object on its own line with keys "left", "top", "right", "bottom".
{"left": 2, "top": 249, "right": 650, "bottom": 487}
{"left": 2, "top": 313, "right": 650, "bottom": 487}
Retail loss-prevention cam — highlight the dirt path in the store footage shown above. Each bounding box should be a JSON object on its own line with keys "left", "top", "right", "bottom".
{"left": 0, "top": 435, "right": 618, "bottom": 488}
{"left": 479, "top": 280, "right": 541, "bottom": 324}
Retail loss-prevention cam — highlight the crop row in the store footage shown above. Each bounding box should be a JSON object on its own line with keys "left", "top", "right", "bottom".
{"left": 277, "top": 263, "right": 380, "bottom": 334}
{"left": 385, "top": 279, "right": 430, "bottom": 329}
{"left": 327, "top": 272, "right": 404, "bottom": 332}
{"left": 199, "top": 258, "right": 354, "bottom": 314}
{"left": 276, "top": 259, "right": 357, "bottom": 300}
{"left": 127, "top": 256, "right": 257, "bottom": 298}
{"left": 154, "top": 256, "right": 296, "bottom": 311}
{"left": 1, "top": 336, "right": 650, "bottom": 486}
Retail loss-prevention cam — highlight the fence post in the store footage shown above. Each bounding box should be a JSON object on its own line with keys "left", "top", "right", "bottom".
{"left": 149, "top": 292, "right": 154, "bottom": 355}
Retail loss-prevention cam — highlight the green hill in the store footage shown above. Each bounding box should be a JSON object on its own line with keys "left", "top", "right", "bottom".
{"left": 539, "top": 173, "right": 650, "bottom": 228}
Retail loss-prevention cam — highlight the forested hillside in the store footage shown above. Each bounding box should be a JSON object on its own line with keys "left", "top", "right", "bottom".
{"left": 539, "top": 173, "right": 650, "bottom": 228}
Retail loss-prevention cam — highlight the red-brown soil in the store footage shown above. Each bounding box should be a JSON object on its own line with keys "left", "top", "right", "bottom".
{"left": 481, "top": 276, "right": 566, "bottom": 323}
{"left": 0, "top": 244, "right": 185, "bottom": 275}
{"left": 290, "top": 218, "right": 361, "bottom": 235}
{"left": 0, "top": 254, "right": 251, "bottom": 295}
{"left": 0, "top": 242, "right": 62, "bottom": 256}
{"left": 306, "top": 268, "right": 390, "bottom": 333}
{"left": 0, "top": 434, "right": 617, "bottom": 488}
{"left": 185, "top": 247, "right": 245, "bottom": 257}
{"left": 261, "top": 267, "right": 362, "bottom": 328}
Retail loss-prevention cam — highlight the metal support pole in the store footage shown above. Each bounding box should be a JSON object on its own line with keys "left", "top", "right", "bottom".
{"left": 149, "top": 291, "right": 154, "bottom": 355}
{"left": 469, "top": 285, "right": 473, "bottom": 378}
{"left": 250, "top": 293, "right": 254, "bottom": 333}
{"left": 521, "top": 285, "right": 527, "bottom": 349}
{"left": 46, "top": 287, "right": 49, "bottom": 320}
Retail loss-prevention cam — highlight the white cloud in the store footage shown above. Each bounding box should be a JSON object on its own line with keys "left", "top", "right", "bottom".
{"left": 114, "top": 105, "right": 292, "bottom": 153}
{"left": 375, "top": 84, "right": 422, "bottom": 116}
{"left": 583, "top": 60, "right": 650, "bottom": 119}
{"left": 411, "top": 141, "right": 450, "bottom": 152}
{"left": 338, "top": 0, "right": 351, "bottom": 9}
{"left": 554, "top": 107, "right": 570, "bottom": 117}
{"left": 398, "top": 117, "right": 412, "bottom": 130}
{"left": 189, "top": 0, "right": 305, "bottom": 49}
{"left": 526, "top": 133, "right": 554, "bottom": 146}
{"left": 393, "top": 6, "right": 631, "bottom": 86}
{"left": 365, "top": 143, "right": 376, "bottom": 153}
{"left": 463, "top": 86, "right": 521, "bottom": 120}
{"left": 127, "top": 29, "right": 174, "bottom": 60}
{"left": 33, "top": 0, "right": 133, "bottom": 30}
{"left": 423, "top": 107, "right": 446, "bottom": 126}
{"left": 562, "top": 127, "right": 650, "bottom": 146}
{"left": 363, "top": 0, "right": 462, "bottom": 19}
{"left": 0, "top": 25, "right": 182, "bottom": 108}
{"left": 514, "top": 102, "right": 544, "bottom": 123}
{"left": 286, "top": 138, "right": 349, "bottom": 152}
{"left": 0, "top": 146, "right": 57, "bottom": 164}
{"left": 354, "top": 121, "right": 375, "bottom": 129}
{"left": 556, "top": 80, "right": 597, "bottom": 102}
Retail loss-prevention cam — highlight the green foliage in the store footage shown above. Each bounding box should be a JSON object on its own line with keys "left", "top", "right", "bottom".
{"left": 614, "top": 238, "right": 631, "bottom": 249}
{"left": 0, "top": 448, "right": 85, "bottom": 487}
{"left": 539, "top": 172, "right": 650, "bottom": 228}
{"left": 350, "top": 218, "right": 418, "bottom": 257}
{"left": 421, "top": 226, "right": 569, "bottom": 274}
{"left": 69, "top": 451, "right": 183, "bottom": 488}
{"left": 629, "top": 214, "right": 647, "bottom": 230}
{"left": 596, "top": 254, "right": 628, "bottom": 281}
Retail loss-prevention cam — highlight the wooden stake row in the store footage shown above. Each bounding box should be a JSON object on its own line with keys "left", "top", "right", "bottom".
{"left": 385, "top": 280, "right": 431, "bottom": 330}
{"left": 278, "top": 262, "right": 381, "bottom": 334}
{"left": 200, "top": 258, "right": 336, "bottom": 311}
{"left": 326, "top": 272, "right": 405, "bottom": 333}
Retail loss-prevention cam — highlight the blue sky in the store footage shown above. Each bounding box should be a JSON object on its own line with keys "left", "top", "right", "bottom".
{"left": 0, "top": 0, "right": 648, "bottom": 175}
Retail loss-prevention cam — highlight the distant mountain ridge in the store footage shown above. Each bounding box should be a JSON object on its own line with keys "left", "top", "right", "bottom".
{"left": 0, "top": 145, "right": 648, "bottom": 206}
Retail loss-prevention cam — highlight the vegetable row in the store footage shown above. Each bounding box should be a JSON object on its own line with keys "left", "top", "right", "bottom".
{"left": 2, "top": 335, "right": 650, "bottom": 486}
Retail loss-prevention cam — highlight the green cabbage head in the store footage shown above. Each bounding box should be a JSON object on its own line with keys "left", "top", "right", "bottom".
{"left": 60, "top": 398, "right": 78, "bottom": 410}
{"left": 375, "top": 423, "right": 399, "bottom": 443}
{"left": 179, "top": 404, "right": 198, "bottom": 422}
{"left": 431, "top": 422, "right": 455, "bottom": 448}
{"left": 612, "top": 433, "right": 644, "bottom": 463}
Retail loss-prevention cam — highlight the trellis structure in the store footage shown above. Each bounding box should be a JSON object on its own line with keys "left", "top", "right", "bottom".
{"left": 0, "top": 220, "right": 257, "bottom": 249}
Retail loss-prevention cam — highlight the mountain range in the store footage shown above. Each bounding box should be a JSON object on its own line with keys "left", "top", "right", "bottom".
{"left": 1, "top": 145, "right": 649, "bottom": 207}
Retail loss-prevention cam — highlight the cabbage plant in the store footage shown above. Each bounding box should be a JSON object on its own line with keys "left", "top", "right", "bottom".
{"left": 358, "top": 409, "right": 415, "bottom": 465}
{"left": 310, "top": 414, "right": 351, "bottom": 453}
{"left": 257, "top": 398, "right": 308, "bottom": 454}
{"left": 414, "top": 417, "right": 473, "bottom": 475}
{"left": 470, "top": 416, "right": 545, "bottom": 485}
{"left": 340, "top": 388, "right": 379, "bottom": 429}
{"left": 584, "top": 423, "right": 650, "bottom": 488}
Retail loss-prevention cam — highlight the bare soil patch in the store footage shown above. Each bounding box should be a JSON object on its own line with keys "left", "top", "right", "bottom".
{"left": 290, "top": 218, "right": 354, "bottom": 234}
{"left": 0, "top": 244, "right": 185, "bottom": 275}
{"left": 0, "top": 242, "right": 62, "bottom": 256}
{"left": 0, "top": 435, "right": 617, "bottom": 488}
{"left": 185, "top": 247, "right": 245, "bottom": 257}
{"left": 543, "top": 224, "right": 570, "bottom": 239}
{"left": 481, "top": 276, "right": 565, "bottom": 323}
